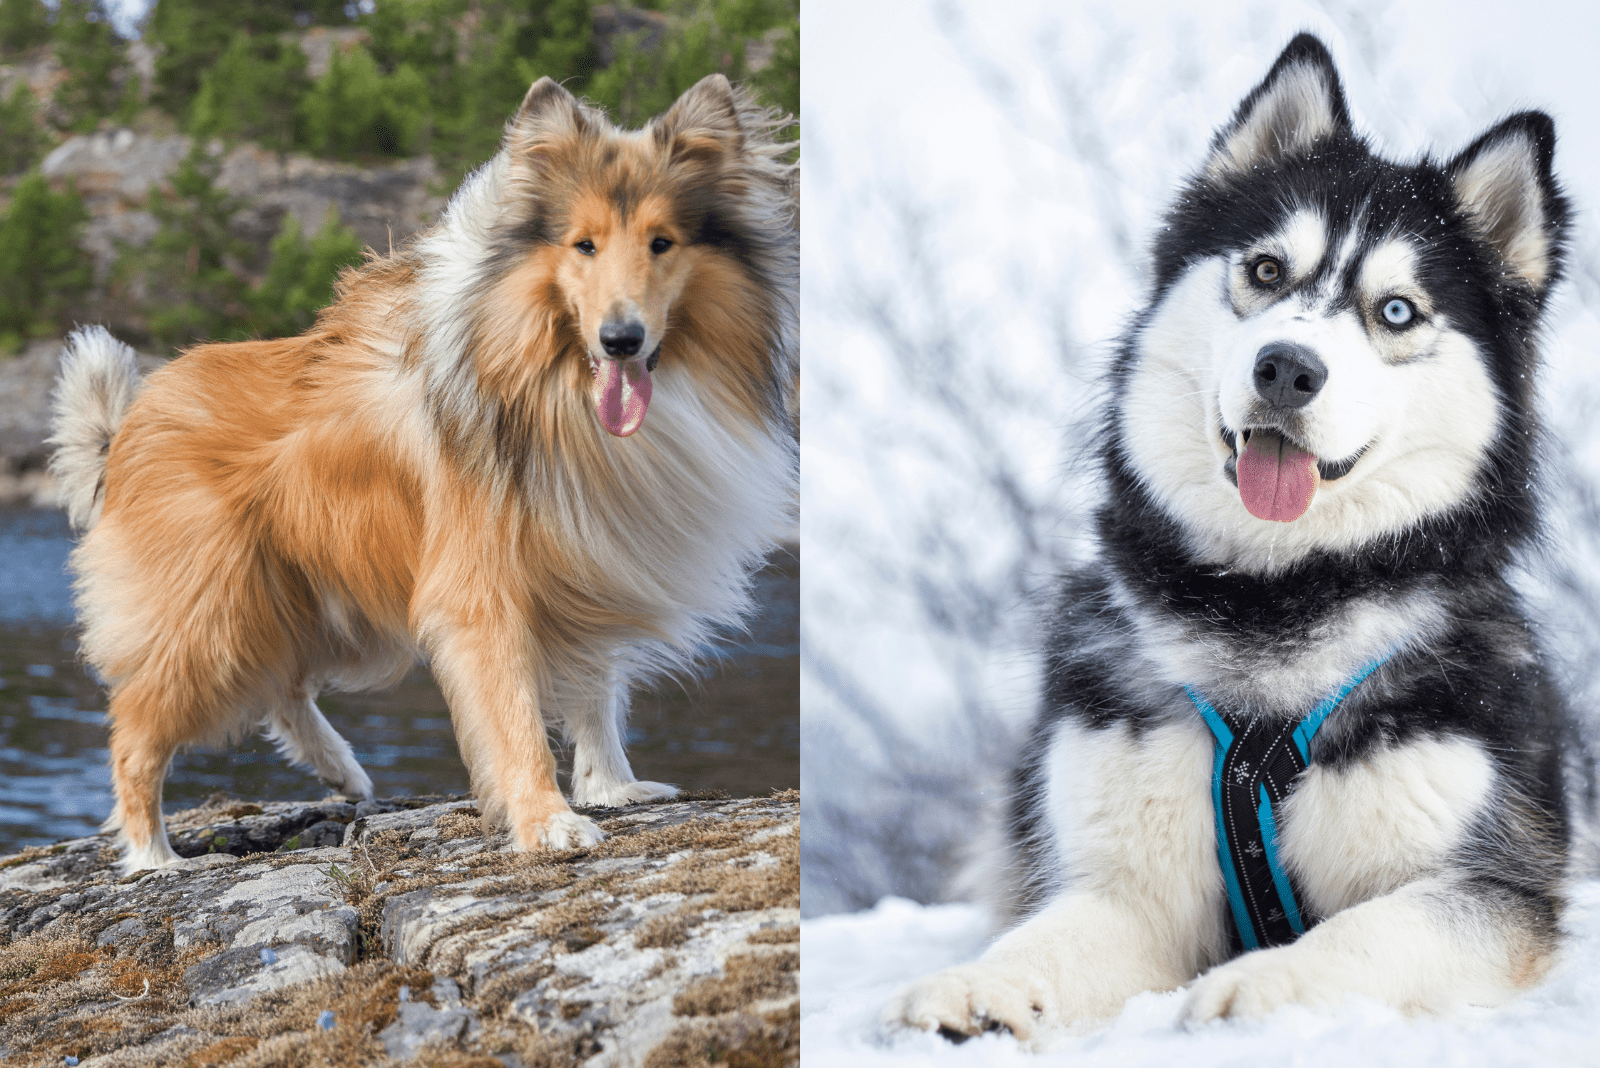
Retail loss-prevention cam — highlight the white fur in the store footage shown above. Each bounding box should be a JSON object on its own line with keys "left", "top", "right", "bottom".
{"left": 120, "top": 832, "right": 180, "bottom": 874}
{"left": 262, "top": 693, "right": 376, "bottom": 800}
{"left": 1279, "top": 735, "right": 1494, "bottom": 915}
{"left": 539, "top": 809, "right": 606, "bottom": 850}
{"left": 1182, "top": 876, "right": 1530, "bottom": 1023}
{"left": 1109, "top": 575, "right": 1450, "bottom": 710}
{"left": 1277, "top": 208, "right": 1328, "bottom": 281}
{"left": 566, "top": 672, "right": 679, "bottom": 808}
{"left": 888, "top": 716, "right": 1226, "bottom": 1045}
{"left": 889, "top": 710, "right": 1512, "bottom": 1038}
{"left": 1119, "top": 238, "right": 1502, "bottom": 575}
{"left": 47, "top": 326, "right": 143, "bottom": 531}
{"left": 1453, "top": 133, "right": 1551, "bottom": 286}
{"left": 1206, "top": 62, "right": 1342, "bottom": 179}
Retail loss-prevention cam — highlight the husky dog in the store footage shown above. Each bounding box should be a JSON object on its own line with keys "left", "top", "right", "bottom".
{"left": 50, "top": 74, "right": 797, "bottom": 873}
{"left": 889, "top": 35, "right": 1579, "bottom": 1040}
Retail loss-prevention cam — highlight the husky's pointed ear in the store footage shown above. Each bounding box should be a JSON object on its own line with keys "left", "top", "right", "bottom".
{"left": 655, "top": 73, "right": 743, "bottom": 161}
{"left": 1448, "top": 112, "right": 1567, "bottom": 291}
{"left": 511, "top": 77, "right": 583, "bottom": 142}
{"left": 1204, "top": 34, "right": 1352, "bottom": 179}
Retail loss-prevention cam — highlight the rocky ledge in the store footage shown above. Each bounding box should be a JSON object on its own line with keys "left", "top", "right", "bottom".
{"left": 0, "top": 792, "right": 798, "bottom": 1067}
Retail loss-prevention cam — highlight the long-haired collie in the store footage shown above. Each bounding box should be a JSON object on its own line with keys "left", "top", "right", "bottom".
{"left": 48, "top": 74, "right": 797, "bottom": 872}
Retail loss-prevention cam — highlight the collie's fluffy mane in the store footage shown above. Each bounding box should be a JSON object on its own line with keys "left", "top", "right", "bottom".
{"left": 400, "top": 76, "right": 797, "bottom": 484}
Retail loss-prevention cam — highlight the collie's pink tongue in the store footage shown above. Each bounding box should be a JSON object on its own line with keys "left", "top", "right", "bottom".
{"left": 1237, "top": 430, "right": 1320, "bottom": 522}
{"left": 591, "top": 356, "right": 652, "bottom": 437}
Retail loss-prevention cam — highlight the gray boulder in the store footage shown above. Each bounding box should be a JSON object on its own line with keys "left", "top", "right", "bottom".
{"left": 0, "top": 791, "right": 798, "bottom": 1066}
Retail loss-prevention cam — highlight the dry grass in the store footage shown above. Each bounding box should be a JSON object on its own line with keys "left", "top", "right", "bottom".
{"left": 644, "top": 1003, "right": 799, "bottom": 1068}
{"left": 672, "top": 951, "right": 798, "bottom": 1017}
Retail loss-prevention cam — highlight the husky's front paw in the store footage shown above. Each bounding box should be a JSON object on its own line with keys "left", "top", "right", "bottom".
{"left": 884, "top": 964, "right": 1046, "bottom": 1045}
{"left": 527, "top": 810, "right": 605, "bottom": 851}
{"left": 571, "top": 778, "right": 679, "bottom": 808}
{"left": 1182, "top": 946, "right": 1342, "bottom": 1023}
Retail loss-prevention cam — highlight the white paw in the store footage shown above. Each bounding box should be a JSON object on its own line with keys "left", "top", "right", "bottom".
{"left": 534, "top": 810, "right": 605, "bottom": 850}
{"left": 119, "top": 834, "right": 182, "bottom": 875}
{"left": 327, "top": 762, "right": 374, "bottom": 800}
{"left": 571, "top": 778, "right": 679, "bottom": 808}
{"left": 1182, "top": 946, "right": 1342, "bottom": 1023}
{"left": 884, "top": 963, "right": 1047, "bottom": 1045}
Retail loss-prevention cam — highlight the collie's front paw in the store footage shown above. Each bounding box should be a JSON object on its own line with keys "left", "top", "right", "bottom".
{"left": 1181, "top": 947, "right": 1339, "bottom": 1023}
{"left": 884, "top": 964, "right": 1046, "bottom": 1045}
{"left": 571, "top": 778, "right": 678, "bottom": 808}
{"left": 327, "top": 763, "right": 374, "bottom": 801}
{"left": 118, "top": 834, "right": 182, "bottom": 876}
{"left": 524, "top": 810, "right": 604, "bottom": 851}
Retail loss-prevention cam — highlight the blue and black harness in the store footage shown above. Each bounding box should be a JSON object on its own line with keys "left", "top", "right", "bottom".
{"left": 1184, "top": 656, "right": 1389, "bottom": 951}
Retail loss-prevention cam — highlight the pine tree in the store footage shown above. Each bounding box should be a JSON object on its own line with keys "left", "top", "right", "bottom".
{"left": 0, "top": 0, "right": 48, "bottom": 55}
{"left": 51, "top": 0, "right": 128, "bottom": 133}
{"left": 248, "top": 211, "right": 365, "bottom": 338}
{"left": 188, "top": 30, "right": 311, "bottom": 153}
{"left": 0, "top": 82, "right": 44, "bottom": 175}
{"left": 121, "top": 144, "right": 252, "bottom": 347}
{"left": 298, "top": 41, "right": 429, "bottom": 159}
{"left": 0, "top": 174, "right": 91, "bottom": 350}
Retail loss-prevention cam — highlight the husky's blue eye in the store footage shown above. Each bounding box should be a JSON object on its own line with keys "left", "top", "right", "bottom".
{"left": 651, "top": 237, "right": 673, "bottom": 255}
{"left": 575, "top": 240, "right": 596, "bottom": 256}
{"left": 1382, "top": 298, "right": 1414, "bottom": 326}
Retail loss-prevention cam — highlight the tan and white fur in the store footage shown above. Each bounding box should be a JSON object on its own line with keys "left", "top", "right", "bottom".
{"left": 50, "top": 74, "right": 797, "bottom": 873}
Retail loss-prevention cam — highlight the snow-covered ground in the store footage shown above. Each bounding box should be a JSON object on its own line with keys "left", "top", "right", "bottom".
{"left": 802, "top": 880, "right": 1600, "bottom": 1066}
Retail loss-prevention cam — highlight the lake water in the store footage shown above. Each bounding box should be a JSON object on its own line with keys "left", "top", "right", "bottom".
{"left": 0, "top": 507, "right": 797, "bottom": 852}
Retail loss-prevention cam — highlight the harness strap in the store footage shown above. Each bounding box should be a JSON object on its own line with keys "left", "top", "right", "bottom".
{"left": 1184, "top": 655, "right": 1389, "bottom": 952}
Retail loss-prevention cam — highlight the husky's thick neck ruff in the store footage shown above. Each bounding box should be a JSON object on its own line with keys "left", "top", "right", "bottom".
{"left": 1185, "top": 653, "right": 1390, "bottom": 951}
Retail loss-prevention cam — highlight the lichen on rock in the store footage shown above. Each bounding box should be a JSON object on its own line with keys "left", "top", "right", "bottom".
{"left": 0, "top": 791, "right": 799, "bottom": 1067}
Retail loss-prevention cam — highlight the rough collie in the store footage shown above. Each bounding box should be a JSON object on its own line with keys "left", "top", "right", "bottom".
{"left": 49, "top": 74, "right": 797, "bottom": 872}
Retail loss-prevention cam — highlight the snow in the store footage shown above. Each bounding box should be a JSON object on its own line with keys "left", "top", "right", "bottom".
{"left": 802, "top": 881, "right": 1600, "bottom": 1066}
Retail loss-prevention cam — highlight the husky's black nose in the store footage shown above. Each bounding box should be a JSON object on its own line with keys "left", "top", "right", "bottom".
{"left": 1253, "top": 343, "right": 1326, "bottom": 409}
{"left": 600, "top": 320, "right": 647, "bottom": 358}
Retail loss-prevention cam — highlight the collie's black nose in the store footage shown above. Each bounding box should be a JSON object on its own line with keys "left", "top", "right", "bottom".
{"left": 1253, "top": 342, "right": 1326, "bottom": 409}
{"left": 600, "top": 320, "right": 646, "bottom": 358}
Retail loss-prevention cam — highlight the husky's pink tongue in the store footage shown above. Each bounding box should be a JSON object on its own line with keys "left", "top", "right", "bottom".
{"left": 590, "top": 356, "right": 652, "bottom": 437}
{"left": 1236, "top": 429, "right": 1320, "bottom": 522}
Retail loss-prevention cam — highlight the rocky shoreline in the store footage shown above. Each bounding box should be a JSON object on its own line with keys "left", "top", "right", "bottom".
{"left": 0, "top": 791, "right": 799, "bottom": 1067}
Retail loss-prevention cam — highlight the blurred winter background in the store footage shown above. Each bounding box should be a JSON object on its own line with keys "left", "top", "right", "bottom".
{"left": 800, "top": 0, "right": 1600, "bottom": 1062}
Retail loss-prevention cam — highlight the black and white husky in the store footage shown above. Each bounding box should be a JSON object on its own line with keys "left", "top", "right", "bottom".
{"left": 888, "top": 34, "right": 1583, "bottom": 1042}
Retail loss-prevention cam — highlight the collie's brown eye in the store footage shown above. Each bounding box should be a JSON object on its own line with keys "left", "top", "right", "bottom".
{"left": 1254, "top": 258, "right": 1282, "bottom": 284}
{"left": 575, "top": 240, "right": 596, "bottom": 256}
{"left": 651, "top": 237, "right": 673, "bottom": 255}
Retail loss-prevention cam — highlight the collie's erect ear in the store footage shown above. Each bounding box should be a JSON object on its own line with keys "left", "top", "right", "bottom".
{"left": 1204, "top": 34, "right": 1352, "bottom": 179}
{"left": 656, "top": 73, "right": 743, "bottom": 160}
{"left": 1448, "top": 111, "right": 1567, "bottom": 291}
{"left": 512, "top": 76, "right": 584, "bottom": 143}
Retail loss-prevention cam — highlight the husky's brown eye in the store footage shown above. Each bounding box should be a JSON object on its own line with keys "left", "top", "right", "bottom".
{"left": 651, "top": 237, "right": 673, "bottom": 255}
{"left": 575, "top": 240, "right": 596, "bottom": 256}
{"left": 1253, "top": 258, "right": 1282, "bottom": 284}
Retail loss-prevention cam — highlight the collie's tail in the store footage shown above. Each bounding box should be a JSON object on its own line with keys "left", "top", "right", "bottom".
{"left": 48, "top": 326, "right": 143, "bottom": 531}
